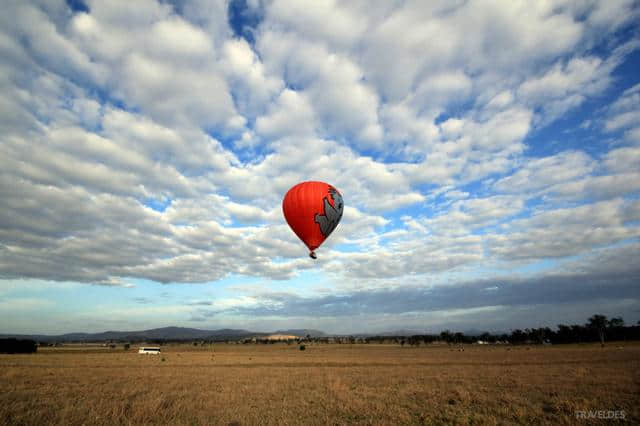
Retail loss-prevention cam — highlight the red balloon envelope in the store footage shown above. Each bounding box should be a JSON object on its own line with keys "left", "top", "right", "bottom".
{"left": 282, "top": 181, "right": 343, "bottom": 258}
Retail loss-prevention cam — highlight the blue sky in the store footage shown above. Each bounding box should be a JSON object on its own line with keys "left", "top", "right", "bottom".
{"left": 1, "top": 0, "right": 639, "bottom": 334}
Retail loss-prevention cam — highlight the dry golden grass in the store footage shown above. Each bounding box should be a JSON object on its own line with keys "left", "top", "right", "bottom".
{"left": 1, "top": 342, "right": 638, "bottom": 425}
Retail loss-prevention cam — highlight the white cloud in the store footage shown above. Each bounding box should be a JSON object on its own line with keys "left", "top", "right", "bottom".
{"left": 254, "top": 89, "right": 316, "bottom": 139}
{"left": 487, "top": 199, "right": 639, "bottom": 261}
{"left": 604, "top": 83, "right": 640, "bottom": 144}
{"left": 494, "top": 151, "right": 596, "bottom": 195}
{"left": 518, "top": 55, "right": 613, "bottom": 124}
{"left": 543, "top": 173, "right": 640, "bottom": 202}
{"left": 493, "top": 145, "right": 640, "bottom": 203}
{"left": 256, "top": 32, "right": 383, "bottom": 149}
{"left": 150, "top": 17, "right": 213, "bottom": 57}
{"left": 119, "top": 52, "right": 236, "bottom": 128}
{"left": 0, "top": 0, "right": 639, "bottom": 301}
{"left": 358, "top": 1, "right": 585, "bottom": 103}
{"left": 221, "top": 38, "right": 283, "bottom": 118}
{"left": 410, "top": 70, "right": 473, "bottom": 113}
{"left": 603, "top": 146, "right": 640, "bottom": 173}
{"left": 425, "top": 196, "right": 525, "bottom": 236}
{"left": 66, "top": 1, "right": 241, "bottom": 131}
{"left": 266, "top": 0, "right": 368, "bottom": 48}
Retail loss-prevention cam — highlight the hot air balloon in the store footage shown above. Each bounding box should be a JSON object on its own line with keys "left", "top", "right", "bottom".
{"left": 282, "top": 181, "right": 343, "bottom": 259}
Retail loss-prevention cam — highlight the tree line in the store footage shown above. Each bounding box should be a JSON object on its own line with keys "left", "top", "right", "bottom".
{"left": 2, "top": 314, "right": 638, "bottom": 351}
{"left": 361, "top": 315, "right": 640, "bottom": 346}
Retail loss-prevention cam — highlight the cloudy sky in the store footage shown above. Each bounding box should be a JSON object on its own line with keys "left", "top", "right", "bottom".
{"left": 1, "top": 0, "right": 639, "bottom": 335}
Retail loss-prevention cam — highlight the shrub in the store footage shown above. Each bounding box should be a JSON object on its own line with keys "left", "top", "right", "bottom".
{"left": 299, "top": 344, "right": 306, "bottom": 351}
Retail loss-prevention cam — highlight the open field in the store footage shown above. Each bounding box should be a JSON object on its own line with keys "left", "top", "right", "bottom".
{"left": 2, "top": 343, "right": 639, "bottom": 425}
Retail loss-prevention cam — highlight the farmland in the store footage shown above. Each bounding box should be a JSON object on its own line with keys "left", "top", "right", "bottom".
{"left": 1, "top": 343, "right": 638, "bottom": 425}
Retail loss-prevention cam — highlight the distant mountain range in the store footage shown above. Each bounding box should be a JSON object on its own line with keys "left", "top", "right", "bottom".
{"left": 0, "top": 327, "right": 327, "bottom": 342}
{"left": 0, "top": 326, "right": 499, "bottom": 342}
{"left": 274, "top": 329, "right": 326, "bottom": 338}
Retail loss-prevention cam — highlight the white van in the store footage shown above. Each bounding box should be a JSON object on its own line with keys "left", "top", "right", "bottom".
{"left": 138, "top": 346, "right": 161, "bottom": 354}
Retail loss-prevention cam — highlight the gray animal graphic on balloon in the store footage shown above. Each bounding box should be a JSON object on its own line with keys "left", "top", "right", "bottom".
{"left": 315, "top": 187, "right": 343, "bottom": 237}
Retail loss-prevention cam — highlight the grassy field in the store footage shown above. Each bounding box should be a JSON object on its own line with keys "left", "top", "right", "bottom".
{"left": 1, "top": 342, "right": 638, "bottom": 425}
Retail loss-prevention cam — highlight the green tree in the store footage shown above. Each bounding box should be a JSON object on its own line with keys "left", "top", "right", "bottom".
{"left": 587, "top": 314, "right": 608, "bottom": 347}
{"left": 608, "top": 317, "right": 624, "bottom": 328}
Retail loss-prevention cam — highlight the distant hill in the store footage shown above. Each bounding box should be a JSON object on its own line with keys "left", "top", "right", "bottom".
{"left": 0, "top": 327, "right": 261, "bottom": 342}
{"left": 370, "top": 329, "right": 428, "bottom": 337}
{"left": 0, "top": 327, "right": 511, "bottom": 342}
{"left": 274, "top": 329, "right": 326, "bottom": 337}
